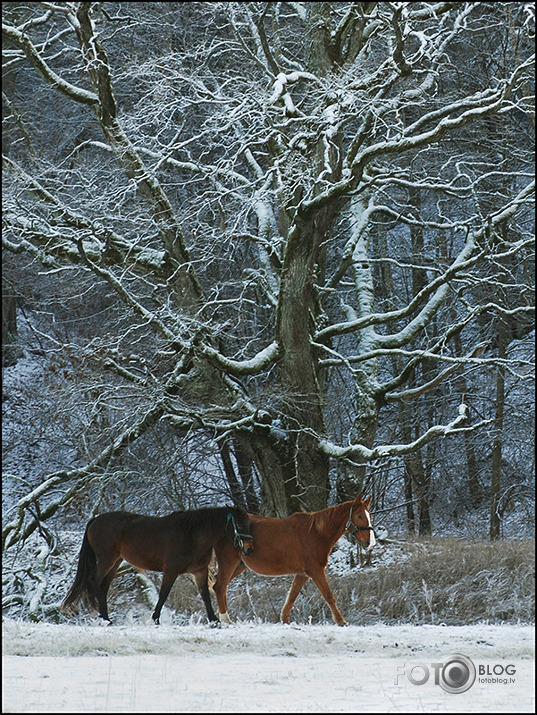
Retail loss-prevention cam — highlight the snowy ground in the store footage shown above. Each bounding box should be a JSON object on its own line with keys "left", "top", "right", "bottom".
{"left": 2, "top": 618, "right": 534, "bottom": 713}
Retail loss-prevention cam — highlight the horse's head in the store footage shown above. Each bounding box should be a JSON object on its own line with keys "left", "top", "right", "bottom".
{"left": 226, "top": 506, "right": 254, "bottom": 556}
{"left": 344, "top": 494, "right": 376, "bottom": 552}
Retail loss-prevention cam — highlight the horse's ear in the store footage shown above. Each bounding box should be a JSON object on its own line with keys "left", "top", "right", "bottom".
{"left": 364, "top": 496, "right": 372, "bottom": 509}
{"left": 355, "top": 492, "right": 362, "bottom": 503}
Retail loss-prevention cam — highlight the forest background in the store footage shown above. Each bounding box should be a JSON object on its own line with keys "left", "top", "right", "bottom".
{"left": 2, "top": 2, "right": 534, "bottom": 623}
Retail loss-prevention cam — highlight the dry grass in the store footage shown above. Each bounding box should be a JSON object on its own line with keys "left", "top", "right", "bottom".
{"left": 322, "top": 538, "right": 536, "bottom": 625}
{"left": 164, "top": 537, "right": 535, "bottom": 625}
{"left": 43, "top": 536, "right": 532, "bottom": 625}
{"left": 6, "top": 531, "right": 533, "bottom": 625}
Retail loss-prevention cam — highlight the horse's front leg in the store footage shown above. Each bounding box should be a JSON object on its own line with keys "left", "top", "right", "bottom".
{"left": 192, "top": 567, "right": 219, "bottom": 624}
{"left": 308, "top": 567, "right": 347, "bottom": 626}
{"left": 152, "top": 570, "right": 178, "bottom": 624}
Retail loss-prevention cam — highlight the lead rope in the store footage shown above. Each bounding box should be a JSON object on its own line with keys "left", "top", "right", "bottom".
{"left": 226, "top": 512, "right": 251, "bottom": 550}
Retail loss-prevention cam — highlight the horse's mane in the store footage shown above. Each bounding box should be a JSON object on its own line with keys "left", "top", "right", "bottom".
{"left": 307, "top": 500, "right": 353, "bottom": 535}
{"left": 88, "top": 508, "right": 231, "bottom": 531}
{"left": 175, "top": 506, "right": 235, "bottom": 534}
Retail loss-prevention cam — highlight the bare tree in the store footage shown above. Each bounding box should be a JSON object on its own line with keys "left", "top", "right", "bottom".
{"left": 2, "top": 2, "right": 534, "bottom": 547}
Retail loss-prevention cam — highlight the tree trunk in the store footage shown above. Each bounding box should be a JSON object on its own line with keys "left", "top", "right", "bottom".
{"left": 404, "top": 466, "right": 416, "bottom": 535}
{"left": 2, "top": 284, "right": 20, "bottom": 368}
{"left": 274, "top": 206, "right": 335, "bottom": 513}
{"left": 399, "top": 396, "right": 431, "bottom": 535}
{"left": 218, "top": 439, "right": 247, "bottom": 508}
{"left": 490, "top": 319, "right": 507, "bottom": 540}
{"left": 409, "top": 186, "right": 432, "bottom": 535}
{"left": 453, "top": 331, "right": 481, "bottom": 506}
{"left": 232, "top": 439, "right": 260, "bottom": 514}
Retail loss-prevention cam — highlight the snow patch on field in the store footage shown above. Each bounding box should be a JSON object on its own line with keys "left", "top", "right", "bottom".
{"left": 2, "top": 619, "right": 534, "bottom": 713}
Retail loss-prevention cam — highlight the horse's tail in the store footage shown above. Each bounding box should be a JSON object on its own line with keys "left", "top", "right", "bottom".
{"left": 61, "top": 518, "right": 99, "bottom": 614}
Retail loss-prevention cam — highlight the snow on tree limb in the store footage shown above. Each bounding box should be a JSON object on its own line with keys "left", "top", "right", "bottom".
{"left": 2, "top": 404, "right": 165, "bottom": 550}
{"left": 2, "top": 21, "right": 98, "bottom": 107}
{"left": 315, "top": 180, "right": 535, "bottom": 343}
{"left": 318, "top": 404, "right": 490, "bottom": 463}
{"left": 202, "top": 341, "right": 281, "bottom": 376}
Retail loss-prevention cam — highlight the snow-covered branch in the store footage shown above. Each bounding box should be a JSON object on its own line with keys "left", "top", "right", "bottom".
{"left": 316, "top": 180, "right": 534, "bottom": 344}
{"left": 2, "top": 21, "right": 98, "bottom": 107}
{"left": 2, "top": 403, "right": 165, "bottom": 551}
{"left": 202, "top": 341, "right": 281, "bottom": 377}
{"left": 319, "top": 404, "right": 485, "bottom": 462}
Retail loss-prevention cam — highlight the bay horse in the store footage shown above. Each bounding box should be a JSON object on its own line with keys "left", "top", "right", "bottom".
{"left": 61, "top": 506, "right": 253, "bottom": 624}
{"left": 212, "top": 494, "right": 375, "bottom": 626}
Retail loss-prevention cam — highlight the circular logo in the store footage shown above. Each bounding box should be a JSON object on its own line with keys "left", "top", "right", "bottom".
{"left": 439, "top": 654, "right": 476, "bottom": 694}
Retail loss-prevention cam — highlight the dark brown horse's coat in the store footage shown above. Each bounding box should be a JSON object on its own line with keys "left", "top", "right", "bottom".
{"left": 62, "top": 506, "right": 253, "bottom": 624}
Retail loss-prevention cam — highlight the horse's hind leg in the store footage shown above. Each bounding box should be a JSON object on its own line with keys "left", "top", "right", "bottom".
{"left": 280, "top": 573, "right": 308, "bottom": 624}
{"left": 212, "top": 542, "right": 244, "bottom": 623}
{"left": 94, "top": 558, "right": 122, "bottom": 622}
{"left": 309, "top": 568, "right": 347, "bottom": 626}
{"left": 192, "top": 568, "right": 219, "bottom": 624}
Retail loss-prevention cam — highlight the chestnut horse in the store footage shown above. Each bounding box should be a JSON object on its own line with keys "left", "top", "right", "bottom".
{"left": 62, "top": 506, "right": 253, "bottom": 624}
{"left": 212, "top": 494, "right": 375, "bottom": 626}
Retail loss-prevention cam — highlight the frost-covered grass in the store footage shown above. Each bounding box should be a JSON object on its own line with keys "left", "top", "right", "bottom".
{"left": 2, "top": 620, "right": 535, "bottom": 713}
{"left": 163, "top": 536, "right": 535, "bottom": 626}
{"left": 2, "top": 529, "right": 534, "bottom": 628}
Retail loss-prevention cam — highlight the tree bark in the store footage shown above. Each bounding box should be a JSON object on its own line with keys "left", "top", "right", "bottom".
{"left": 490, "top": 319, "right": 507, "bottom": 540}
{"left": 453, "top": 331, "right": 481, "bottom": 506}
{"left": 274, "top": 213, "right": 332, "bottom": 512}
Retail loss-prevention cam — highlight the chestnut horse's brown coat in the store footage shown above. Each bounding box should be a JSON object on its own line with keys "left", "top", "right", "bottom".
{"left": 213, "top": 494, "right": 375, "bottom": 626}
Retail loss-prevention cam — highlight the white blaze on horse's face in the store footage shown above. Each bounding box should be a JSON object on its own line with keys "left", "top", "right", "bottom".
{"left": 365, "top": 507, "right": 376, "bottom": 551}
